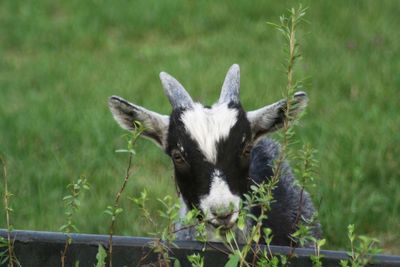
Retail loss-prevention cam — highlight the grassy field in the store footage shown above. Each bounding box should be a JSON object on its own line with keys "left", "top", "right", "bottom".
{"left": 1, "top": 0, "right": 399, "bottom": 254}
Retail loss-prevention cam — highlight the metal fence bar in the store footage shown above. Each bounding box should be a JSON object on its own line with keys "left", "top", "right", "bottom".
{"left": 1, "top": 229, "right": 399, "bottom": 267}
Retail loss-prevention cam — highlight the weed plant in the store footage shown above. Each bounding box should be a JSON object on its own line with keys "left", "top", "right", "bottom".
{"left": 104, "top": 121, "right": 145, "bottom": 267}
{"left": 0, "top": 158, "right": 20, "bottom": 267}
{"left": 60, "top": 177, "right": 90, "bottom": 267}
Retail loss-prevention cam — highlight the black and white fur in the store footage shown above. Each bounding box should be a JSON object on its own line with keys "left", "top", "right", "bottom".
{"left": 108, "top": 64, "right": 321, "bottom": 245}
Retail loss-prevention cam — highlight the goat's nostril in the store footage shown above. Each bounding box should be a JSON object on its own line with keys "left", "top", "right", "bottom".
{"left": 210, "top": 206, "right": 236, "bottom": 226}
{"left": 214, "top": 212, "right": 234, "bottom": 226}
{"left": 217, "top": 213, "right": 231, "bottom": 220}
{"left": 211, "top": 210, "right": 231, "bottom": 219}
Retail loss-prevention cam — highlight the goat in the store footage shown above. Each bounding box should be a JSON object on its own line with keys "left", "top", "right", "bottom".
{"left": 108, "top": 64, "right": 322, "bottom": 246}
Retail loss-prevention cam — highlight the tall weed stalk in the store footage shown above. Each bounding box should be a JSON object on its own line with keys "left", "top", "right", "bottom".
{"left": 0, "top": 157, "right": 20, "bottom": 267}
{"left": 60, "top": 177, "right": 90, "bottom": 267}
{"left": 105, "top": 121, "right": 145, "bottom": 267}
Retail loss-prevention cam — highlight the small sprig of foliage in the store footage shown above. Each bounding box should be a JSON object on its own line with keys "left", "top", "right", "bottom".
{"left": 131, "top": 192, "right": 182, "bottom": 267}
{"left": 60, "top": 177, "right": 90, "bottom": 267}
{"left": 310, "top": 238, "right": 326, "bottom": 267}
{"left": 129, "top": 189, "right": 156, "bottom": 228}
{"left": 267, "top": 5, "right": 308, "bottom": 160}
{"left": 184, "top": 208, "right": 207, "bottom": 243}
{"left": 187, "top": 253, "right": 204, "bottom": 267}
{"left": 339, "top": 224, "right": 381, "bottom": 267}
{"left": 0, "top": 157, "right": 20, "bottom": 267}
{"left": 221, "top": 180, "right": 279, "bottom": 267}
{"left": 105, "top": 121, "right": 145, "bottom": 267}
{"left": 95, "top": 244, "right": 107, "bottom": 267}
{"left": 158, "top": 196, "right": 181, "bottom": 242}
{"left": 150, "top": 196, "right": 181, "bottom": 267}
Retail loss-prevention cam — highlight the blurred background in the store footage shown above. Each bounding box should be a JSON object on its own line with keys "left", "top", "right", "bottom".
{"left": 1, "top": 0, "right": 399, "bottom": 253}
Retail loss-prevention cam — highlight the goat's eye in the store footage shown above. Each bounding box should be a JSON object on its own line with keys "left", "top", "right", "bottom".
{"left": 171, "top": 150, "right": 185, "bottom": 164}
{"left": 242, "top": 143, "right": 253, "bottom": 158}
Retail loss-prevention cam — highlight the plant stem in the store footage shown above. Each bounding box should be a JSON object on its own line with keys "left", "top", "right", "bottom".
{"left": 108, "top": 123, "right": 144, "bottom": 266}
{"left": 61, "top": 236, "right": 70, "bottom": 267}
{"left": 60, "top": 178, "right": 89, "bottom": 267}
{"left": 240, "top": 205, "right": 266, "bottom": 267}
{"left": 288, "top": 187, "right": 304, "bottom": 260}
{"left": 159, "top": 240, "right": 170, "bottom": 267}
{"left": 108, "top": 151, "right": 134, "bottom": 267}
{"left": 268, "top": 7, "right": 306, "bottom": 266}
{"left": 2, "top": 157, "right": 15, "bottom": 267}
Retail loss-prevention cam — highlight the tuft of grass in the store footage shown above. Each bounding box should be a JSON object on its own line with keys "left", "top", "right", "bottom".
{"left": 0, "top": 0, "right": 399, "bottom": 253}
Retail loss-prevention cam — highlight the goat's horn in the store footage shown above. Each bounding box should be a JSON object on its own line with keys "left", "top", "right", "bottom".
{"left": 160, "top": 72, "right": 194, "bottom": 109}
{"left": 218, "top": 64, "right": 240, "bottom": 104}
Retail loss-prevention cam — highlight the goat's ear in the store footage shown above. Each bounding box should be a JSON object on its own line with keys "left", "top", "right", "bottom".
{"left": 246, "top": 92, "right": 308, "bottom": 139}
{"left": 108, "top": 96, "right": 169, "bottom": 149}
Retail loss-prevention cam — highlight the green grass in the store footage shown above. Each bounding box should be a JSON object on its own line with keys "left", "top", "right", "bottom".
{"left": 1, "top": 0, "right": 399, "bottom": 254}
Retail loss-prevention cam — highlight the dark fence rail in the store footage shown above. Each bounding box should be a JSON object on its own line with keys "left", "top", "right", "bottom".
{"left": 1, "top": 229, "right": 399, "bottom": 267}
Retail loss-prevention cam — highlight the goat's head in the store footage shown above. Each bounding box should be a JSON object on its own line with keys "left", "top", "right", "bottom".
{"left": 108, "top": 64, "right": 307, "bottom": 230}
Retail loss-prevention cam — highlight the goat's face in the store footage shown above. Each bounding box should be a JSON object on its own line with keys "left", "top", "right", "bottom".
{"left": 109, "top": 64, "right": 307, "bottom": 229}
{"left": 166, "top": 101, "right": 251, "bottom": 228}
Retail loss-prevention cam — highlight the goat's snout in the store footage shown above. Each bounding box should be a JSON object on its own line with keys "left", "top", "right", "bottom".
{"left": 199, "top": 172, "right": 241, "bottom": 229}
{"left": 210, "top": 206, "right": 237, "bottom": 228}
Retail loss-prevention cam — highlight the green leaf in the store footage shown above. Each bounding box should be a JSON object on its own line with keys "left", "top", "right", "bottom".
{"left": 263, "top": 227, "right": 272, "bottom": 238}
{"left": 173, "top": 259, "right": 181, "bottom": 267}
{"left": 71, "top": 224, "right": 79, "bottom": 232}
{"left": 225, "top": 230, "right": 234, "bottom": 244}
{"left": 64, "top": 211, "right": 72, "bottom": 216}
{"left": 280, "top": 255, "right": 288, "bottom": 265}
{"left": 63, "top": 195, "right": 73, "bottom": 201}
{"left": 75, "top": 198, "right": 81, "bottom": 205}
{"left": 246, "top": 214, "right": 258, "bottom": 222}
{"left": 270, "top": 256, "right": 279, "bottom": 267}
{"left": 60, "top": 224, "right": 67, "bottom": 231}
{"left": 237, "top": 213, "right": 245, "bottom": 231}
{"left": 224, "top": 254, "right": 240, "bottom": 267}
{"left": 115, "top": 208, "right": 123, "bottom": 215}
{"left": 348, "top": 224, "right": 355, "bottom": 242}
{"left": 250, "top": 185, "right": 259, "bottom": 191}
{"left": 252, "top": 229, "right": 260, "bottom": 243}
{"left": 95, "top": 244, "right": 107, "bottom": 267}
{"left": 115, "top": 149, "right": 136, "bottom": 155}
{"left": 339, "top": 260, "right": 349, "bottom": 267}
{"left": 0, "top": 255, "right": 10, "bottom": 266}
{"left": 104, "top": 209, "right": 113, "bottom": 216}
{"left": 317, "top": 238, "right": 326, "bottom": 247}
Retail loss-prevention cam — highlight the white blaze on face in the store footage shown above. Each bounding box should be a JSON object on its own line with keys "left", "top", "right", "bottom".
{"left": 180, "top": 103, "right": 238, "bottom": 164}
{"left": 199, "top": 170, "right": 241, "bottom": 225}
